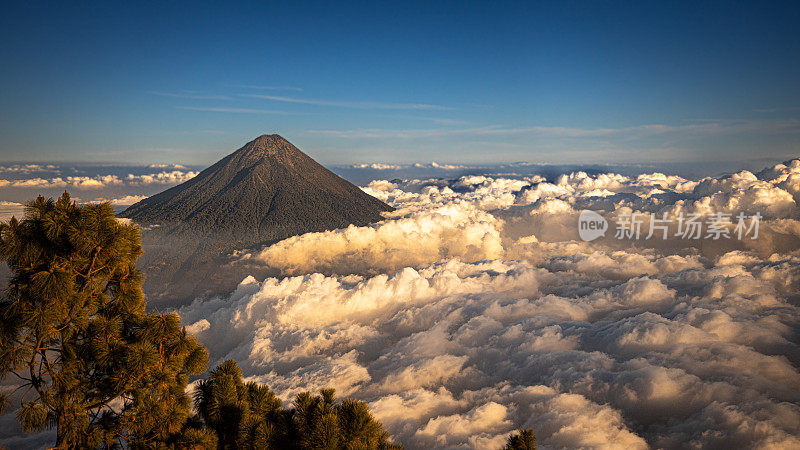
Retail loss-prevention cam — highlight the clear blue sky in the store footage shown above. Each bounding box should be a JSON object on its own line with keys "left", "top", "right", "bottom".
{"left": 1, "top": 0, "right": 798, "bottom": 165}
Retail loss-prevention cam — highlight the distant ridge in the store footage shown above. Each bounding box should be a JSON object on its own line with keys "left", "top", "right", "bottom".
{"left": 121, "top": 134, "right": 393, "bottom": 304}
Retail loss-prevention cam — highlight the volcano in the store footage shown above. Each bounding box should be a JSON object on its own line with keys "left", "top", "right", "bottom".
{"left": 121, "top": 134, "right": 393, "bottom": 304}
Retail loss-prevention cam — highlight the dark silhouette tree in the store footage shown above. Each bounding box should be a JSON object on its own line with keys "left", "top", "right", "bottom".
{"left": 237, "top": 381, "right": 288, "bottom": 448}
{"left": 502, "top": 428, "right": 536, "bottom": 450}
{"left": 194, "top": 359, "right": 284, "bottom": 449}
{"left": 0, "top": 193, "right": 211, "bottom": 448}
{"left": 336, "top": 398, "right": 392, "bottom": 449}
{"left": 194, "top": 359, "right": 400, "bottom": 449}
{"left": 293, "top": 388, "right": 340, "bottom": 449}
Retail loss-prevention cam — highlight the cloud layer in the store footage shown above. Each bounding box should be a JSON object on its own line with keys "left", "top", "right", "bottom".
{"left": 188, "top": 159, "right": 800, "bottom": 448}
{"left": 0, "top": 170, "right": 198, "bottom": 190}
{"left": 183, "top": 252, "right": 800, "bottom": 448}
{"left": 242, "top": 159, "right": 800, "bottom": 276}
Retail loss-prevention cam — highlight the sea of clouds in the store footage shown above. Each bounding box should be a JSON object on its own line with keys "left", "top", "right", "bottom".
{"left": 2, "top": 159, "right": 800, "bottom": 448}
{"left": 186, "top": 159, "right": 800, "bottom": 448}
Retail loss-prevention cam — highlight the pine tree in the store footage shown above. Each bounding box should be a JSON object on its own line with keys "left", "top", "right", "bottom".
{"left": 194, "top": 359, "right": 285, "bottom": 449}
{"left": 0, "top": 193, "right": 211, "bottom": 448}
{"left": 194, "top": 360, "right": 400, "bottom": 449}
{"left": 502, "top": 429, "right": 536, "bottom": 450}
{"left": 292, "top": 388, "right": 399, "bottom": 450}
{"left": 336, "top": 398, "right": 393, "bottom": 450}
{"left": 237, "top": 380, "right": 287, "bottom": 448}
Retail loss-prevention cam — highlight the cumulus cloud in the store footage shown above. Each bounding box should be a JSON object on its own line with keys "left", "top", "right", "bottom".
{"left": 91, "top": 195, "right": 148, "bottom": 206}
{"left": 7, "top": 159, "right": 799, "bottom": 448}
{"left": 125, "top": 170, "right": 199, "bottom": 185}
{"left": 202, "top": 158, "right": 800, "bottom": 448}
{"left": 0, "top": 164, "right": 59, "bottom": 174}
{"left": 240, "top": 203, "right": 504, "bottom": 275}
{"left": 414, "top": 162, "right": 468, "bottom": 170}
{"left": 350, "top": 163, "right": 405, "bottom": 170}
{"left": 182, "top": 249, "right": 800, "bottom": 448}
{"left": 0, "top": 170, "right": 198, "bottom": 190}
{"left": 348, "top": 162, "right": 470, "bottom": 170}
{"left": 66, "top": 175, "right": 123, "bottom": 189}
{"left": 0, "top": 175, "right": 124, "bottom": 189}
{"left": 147, "top": 163, "right": 188, "bottom": 170}
{"left": 242, "top": 159, "right": 800, "bottom": 277}
{"left": 0, "top": 177, "right": 68, "bottom": 189}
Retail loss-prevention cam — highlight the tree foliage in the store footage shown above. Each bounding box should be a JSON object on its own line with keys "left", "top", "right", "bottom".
{"left": 194, "top": 359, "right": 401, "bottom": 449}
{"left": 0, "top": 193, "right": 210, "bottom": 448}
{"left": 502, "top": 429, "right": 536, "bottom": 450}
{"left": 194, "top": 359, "right": 284, "bottom": 449}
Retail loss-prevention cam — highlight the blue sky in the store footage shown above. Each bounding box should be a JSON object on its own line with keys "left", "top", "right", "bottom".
{"left": 1, "top": 0, "right": 799, "bottom": 166}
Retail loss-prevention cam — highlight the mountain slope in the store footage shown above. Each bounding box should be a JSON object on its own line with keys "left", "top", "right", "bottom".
{"left": 123, "top": 134, "right": 391, "bottom": 243}
{"left": 121, "top": 134, "right": 393, "bottom": 304}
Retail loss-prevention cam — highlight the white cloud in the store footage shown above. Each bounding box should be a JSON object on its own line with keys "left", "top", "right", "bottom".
{"left": 8, "top": 158, "right": 800, "bottom": 448}
{"left": 191, "top": 158, "right": 800, "bottom": 448}
{"left": 148, "top": 163, "right": 188, "bottom": 170}
{"left": 417, "top": 162, "right": 468, "bottom": 170}
{"left": 0, "top": 177, "right": 67, "bottom": 189}
{"left": 350, "top": 163, "right": 405, "bottom": 170}
{"left": 239, "top": 203, "right": 503, "bottom": 275}
{"left": 244, "top": 159, "right": 800, "bottom": 278}
{"left": 180, "top": 247, "right": 800, "bottom": 448}
{"left": 0, "top": 164, "right": 59, "bottom": 174}
{"left": 0, "top": 171, "right": 198, "bottom": 190}
{"left": 66, "top": 175, "right": 123, "bottom": 189}
{"left": 91, "top": 195, "right": 148, "bottom": 206}
{"left": 125, "top": 170, "right": 199, "bottom": 185}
